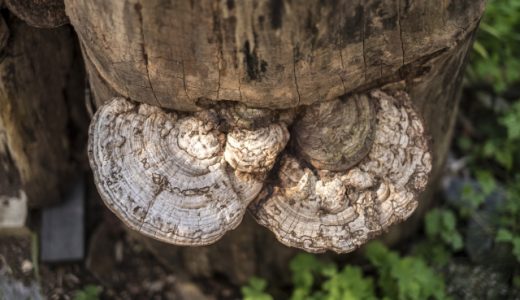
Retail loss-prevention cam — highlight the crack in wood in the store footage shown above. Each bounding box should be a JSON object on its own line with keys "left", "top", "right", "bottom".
{"left": 134, "top": 2, "right": 161, "bottom": 107}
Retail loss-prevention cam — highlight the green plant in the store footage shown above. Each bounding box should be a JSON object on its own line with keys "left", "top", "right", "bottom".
{"left": 411, "top": 240, "right": 452, "bottom": 268}
{"left": 411, "top": 207, "right": 466, "bottom": 268}
{"left": 241, "top": 277, "right": 273, "bottom": 300}
{"left": 288, "top": 254, "right": 376, "bottom": 300}
{"left": 463, "top": 0, "right": 520, "bottom": 264}
{"left": 480, "top": 103, "right": 520, "bottom": 172}
{"left": 493, "top": 175, "right": 520, "bottom": 263}
{"left": 410, "top": 208, "right": 462, "bottom": 267}
{"left": 73, "top": 285, "right": 102, "bottom": 300}
{"left": 365, "top": 242, "right": 448, "bottom": 300}
{"left": 496, "top": 228, "right": 520, "bottom": 261}
{"left": 456, "top": 99, "right": 520, "bottom": 263}
{"left": 242, "top": 242, "right": 448, "bottom": 300}
{"left": 321, "top": 266, "right": 376, "bottom": 300}
{"left": 288, "top": 253, "right": 329, "bottom": 300}
{"left": 467, "top": 0, "right": 520, "bottom": 92}
{"left": 424, "top": 209, "right": 464, "bottom": 251}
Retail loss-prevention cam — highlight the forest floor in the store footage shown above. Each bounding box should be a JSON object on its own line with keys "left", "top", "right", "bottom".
{"left": 1, "top": 205, "right": 238, "bottom": 300}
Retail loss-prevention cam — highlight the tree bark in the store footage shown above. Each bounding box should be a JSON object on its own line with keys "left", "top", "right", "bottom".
{"left": 65, "top": 0, "right": 484, "bottom": 112}
{"left": 0, "top": 14, "right": 87, "bottom": 210}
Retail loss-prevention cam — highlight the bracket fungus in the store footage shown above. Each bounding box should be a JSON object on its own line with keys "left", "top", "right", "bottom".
{"left": 224, "top": 125, "right": 290, "bottom": 174}
{"left": 249, "top": 90, "right": 432, "bottom": 253}
{"left": 88, "top": 98, "right": 265, "bottom": 245}
{"left": 293, "top": 94, "right": 376, "bottom": 171}
{"left": 88, "top": 88, "right": 431, "bottom": 252}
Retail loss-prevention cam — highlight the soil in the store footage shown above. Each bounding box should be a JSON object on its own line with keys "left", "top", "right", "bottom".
{"left": 0, "top": 183, "right": 240, "bottom": 300}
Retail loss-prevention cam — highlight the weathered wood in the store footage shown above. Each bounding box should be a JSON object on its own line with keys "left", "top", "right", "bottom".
{"left": 66, "top": 0, "right": 484, "bottom": 111}
{"left": 0, "top": 15, "right": 87, "bottom": 208}
{"left": 4, "top": 0, "right": 68, "bottom": 28}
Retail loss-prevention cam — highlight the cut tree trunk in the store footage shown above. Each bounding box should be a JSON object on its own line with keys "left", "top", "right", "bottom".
{"left": 0, "top": 0, "right": 486, "bottom": 287}
{"left": 63, "top": 0, "right": 485, "bottom": 284}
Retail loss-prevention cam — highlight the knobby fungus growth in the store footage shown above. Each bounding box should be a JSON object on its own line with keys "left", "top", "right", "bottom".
{"left": 89, "top": 98, "right": 268, "bottom": 245}
{"left": 293, "top": 93, "right": 376, "bottom": 171}
{"left": 249, "top": 90, "right": 431, "bottom": 253}
{"left": 88, "top": 89, "right": 431, "bottom": 253}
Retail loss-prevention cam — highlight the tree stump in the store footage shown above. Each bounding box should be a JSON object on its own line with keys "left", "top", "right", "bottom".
{"left": 0, "top": 0, "right": 486, "bottom": 285}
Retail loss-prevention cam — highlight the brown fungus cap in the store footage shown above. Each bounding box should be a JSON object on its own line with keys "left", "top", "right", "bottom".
{"left": 88, "top": 98, "right": 268, "bottom": 245}
{"left": 88, "top": 89, "right": 431, "bottom": 252}
{"left": 249, "top": 90, "right": 431, "bottom": 253}
{"left": 224, "top": 124, "right": 290, "bottom": 174}
{"left": 293, "top": 94, "right": 376, "bottom": 171}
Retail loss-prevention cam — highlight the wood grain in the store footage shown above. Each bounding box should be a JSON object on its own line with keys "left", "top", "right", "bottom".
{"left": 65, "top": 0, "right": 484, "bottom": 111}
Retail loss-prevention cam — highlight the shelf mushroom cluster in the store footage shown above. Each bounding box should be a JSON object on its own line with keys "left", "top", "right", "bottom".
{"left": 88, "top": 89, "right": 431, "bottom": 253}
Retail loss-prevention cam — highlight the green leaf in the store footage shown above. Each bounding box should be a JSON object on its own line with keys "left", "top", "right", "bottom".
{"left": 479, "top": 22, "right": 501, "bottom": 39}
{"left": 73, "top": 285, "right": 102, "bottom": 300}
{"left": 512, "top": 237, "right": 520, "bottom": 262}
{"left": 513, "top": 275, "right": 520, "bottom": 289}
{"left": 425, "top": 209, "right": 464, "bottom": 251}
{"left": 425, "top": 210, "right": 441, "bottom": 238}
{"left": 473, "top": 41, "right": 489, "bottom": 59}
{"left": 461, "top": 183, "right": 486, "bottom": 212}
{"left": 496, "top": 228, "right": 514, "bottom": 242}
{"left": 365, "top": 242, "right": 448, "bottom": 300}
{"left": 320, "top": 264, "right": 338, "bottom": 278}
{"left": 468, "top": 0, "right": 520, "bottom": 92}
{"left": 412, "top": 241, "right": 452, "bottom": 267}
{"left": 249, "top": 277, "right": 267, "bottom": 291}
{"left": 475, "top": 170, "right": 496, "bottom": 196}
{"left": 499, "top": 102, "right": 520, "bottom": 140}
{"left": 457, "top": 137, "right": 473, "bottom": 151}
{"left": 241, "top": 277, "right": 274, "bottom": 300}
{"left": 322, "top": 266, "right": 377, "bottom": 300}
{"left": 365, "top": 241, "right": 398, "bottom": 269}
{"left": 289, "top": 254, "right": 319, "bottom": 299}
{"left": 494, "top": 147, "right": 514, "bottom": 170}
{"left": 482, "top": 140, "right": 497, "bottom": 157}
{"left": 289, "top": 254, "right": 340, "bottom": 300}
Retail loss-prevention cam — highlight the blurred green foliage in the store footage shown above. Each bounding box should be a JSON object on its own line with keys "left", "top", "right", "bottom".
{"left": 242, "top": 277, "right": 274, "bottom": 300}
{"left": 242, "top": 242, "right": 447, "bottom": 300}
{"left": 424, "top": 209, "right": 463, "bottom": 252}
{"left": 458, "top": 69, "right": 520, "bottom": 265}
{"left": 365, "top": 242, "right": 447, "bottom": 300}
{"left": 467, "top": 0, "right": 520, "bottom": 92}
{"left": 73, "top": 285, "right": 102, "bottom": 300}
{"left": 288, "top": 253, "right": 376, "bottom": 300}
{"left": 459, "top": 0, "right": 520, "bottom": 267}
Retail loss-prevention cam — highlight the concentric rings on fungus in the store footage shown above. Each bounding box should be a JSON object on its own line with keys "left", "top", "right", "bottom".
{"left": 249, "top": 90, "right": 432, "bottom": 253}
{"left": 224, "top": 124, "right": 290, "bottom": 174}
{"left": 293, "top": 93, "right": 376, "bottom": 171}
{"left": 88, "top": 98, "right": 264, "bottom": 245}
{"left": 88, "top": 89, "right": 431, "bottom": 253}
